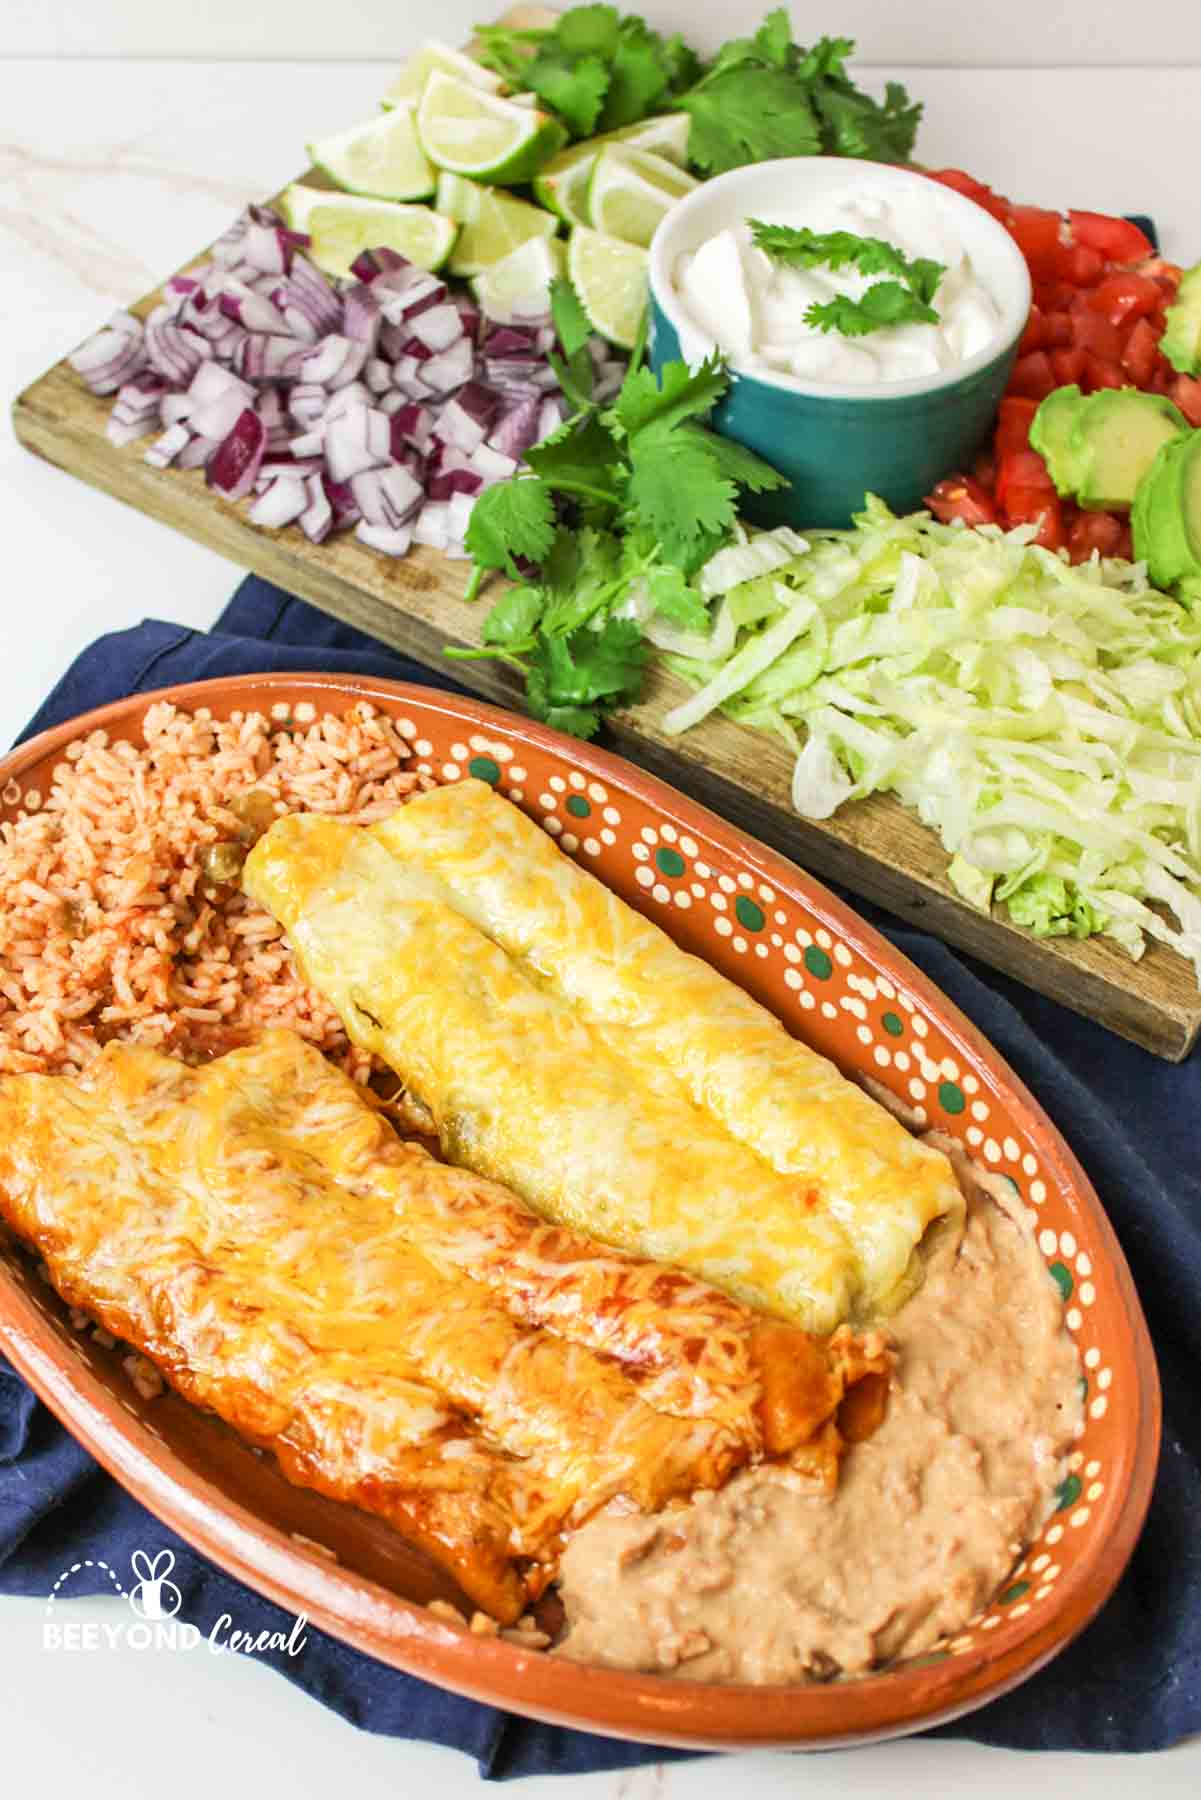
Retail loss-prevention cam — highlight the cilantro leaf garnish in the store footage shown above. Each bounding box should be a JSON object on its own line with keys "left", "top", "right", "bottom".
{"left": 527, "top": 49, "right": 610, "bottom": 138}
{"left": 645, "top": 563, "right": 710, "bottom": 632}
{"left": 463, "top": 479, "right": 556, "bottom": 582}
{"left": 676, "top": 68, "right": 821, "bottom": 175}
{"left": 626, "top": 428, "right": 739, "bottom": 574}
{"left": 527, "top": 617, "right": 650, "bottom": 738}
{"left": 674, "top": 16, "right": 921, "bottom": 175}
{"left": 749, "top": 223, "right": 946, "bottom": 339}
{"left": 685, "top": 424, "right": 791, "bottom": 495}
{"left": 805, "top": 282, "right": 941, "bottom": 337}
{"left": 549, "top": 275, "right": 593, "bottom": 362}
{"left": 609, "top": 352, "right": 728, "bottom": 438}
{"left": 748, "top": 223, "right": 945, "bottom": 303}
{"left": 456, "top": 351, "right": 789, "bottom": 733}
{"left": 480, "top": 585, "right": 544, "bottom": 651}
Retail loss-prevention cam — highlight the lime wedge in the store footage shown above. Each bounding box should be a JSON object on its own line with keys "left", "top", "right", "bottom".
{"left": 435, "top": 172, "right": 558, "bottom": 277}
{"left": 587, "top": 146, "right": 699, "bottom": 248}
{"left": 620, "top": 113, "right": 692, "bottom": 168}
{"left": 308, "top": 109, "right": 435, "bottom": 202}
{"left": 567, "top": 225, "right": 649, "bottom": 349}
{"left": 281, "top": 185, "right": 458, "bottom": 279}
{"left": 416, "top": 70, "right": 567, "bottom": 184}
{"left": 381, "top": 40, "right": 504, "bottom": 110}
{"left": 534, "top": 115, "right": 694, "bottom": 227}
{"left": 472, "top": 236, "right": 566, "bottom": 323}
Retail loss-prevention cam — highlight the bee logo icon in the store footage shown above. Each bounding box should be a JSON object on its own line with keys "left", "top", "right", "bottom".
{"left": 128, "top": 1550, "right": 183, "bottom": 1621}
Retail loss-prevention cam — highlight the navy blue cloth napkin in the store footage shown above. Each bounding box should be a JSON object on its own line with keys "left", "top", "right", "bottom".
{"left": 3, "top": 578, "right": 1199, "bottom": 1774}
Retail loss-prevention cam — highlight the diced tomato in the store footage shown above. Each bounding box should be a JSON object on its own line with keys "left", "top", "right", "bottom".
{"left": 1049, "top": 346, "right": 1087, "bottom": 386}
{"left": 972, "top": 448, "right": 998, "bottom": 489}
{"left": 1067, "top": 211, "right": 1155, "bottom": 263}
{"left": 1068, "top": 511, "right": 1126, "bottom": 559}
{"left": 1007, "top": 351, "right": 1057, "bottom": 400}
{"left": 1044, "top": 311, "right": 1074, "bottom": 347}
{"left": 925, "top": 476, "right": 998, "bottom": 528}
{"left": 1004, "top": 488, "right": 1066, "bottom": 549}
{"left": 996, "top": 448, "right": 1055, "bottom": 512}
{"left": 1170, "top": 375, "right": 1201, "bottom": 427}
{"left": 1007, "top": 206, "right": 1065, "bottom": 279}
{"left": 1121, "top": 317, "right": 1160, "bottom": 387}
{"left": 996, "top": 395, "right": 1039, "bottom": 455}
{"left": 1083, "top": 354, "right": 1127, "bottom": 392}
{"left": 923, "top": 168, "right": 1010, "bottom": 221}
{"left": 1035, "top": 281, "right": 1081, "bottom": 314}
{"left": 1054, "top": 241, "right": 1105, "bottom": 287}
{"left": 1087, "top": 271, "right": 1163, "bottom": 327}
{"left": 1018, "top": 307, "right": 1050, "bottom": 354}
{"left": 1069, "top": 307, "right": 1124, "bottom": 361}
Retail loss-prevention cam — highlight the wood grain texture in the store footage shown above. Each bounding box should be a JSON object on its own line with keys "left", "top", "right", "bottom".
{"left": 12, "top": 171, "right": 1200, "bottom": 1061}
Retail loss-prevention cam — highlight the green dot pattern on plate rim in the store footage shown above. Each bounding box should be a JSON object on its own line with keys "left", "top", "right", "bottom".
{"left": 734, "top": 895, "right": 765, "bottom": 931}
{"left": 938, "top": 1080, "right": 966, "bottom": 1114}
{"left": 998, "top": 1581, "right": 1031, "bottom": 1605}
{"left": 468, "top": 756, "right": 501, "bottom": 785}
{"left": 1055, "top": 1472, "right": 1083, "bottom": 1512}
{"left": 566, "top": 794, "right": 591, "bottom": 818}
{"left": 654, "top": 846, "right": 685, "bottom": 877}
{"left": 882, "top": 1010, "right": 904, "bottom": 1037}
{"left": 1049, "top": 1260, "right": 1074, "bottom": 1301}
{"left": 803, "top": 944, "right": 833, "bottom": 979}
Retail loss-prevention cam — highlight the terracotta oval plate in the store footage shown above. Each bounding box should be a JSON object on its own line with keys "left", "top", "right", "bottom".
{"left": 0, "top": 673, "right": 1160, "bottom": 1751}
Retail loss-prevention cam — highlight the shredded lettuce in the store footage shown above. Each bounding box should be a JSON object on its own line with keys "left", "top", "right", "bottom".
{"left": 666, "top": 498, "right": 1201, "bottom": 979}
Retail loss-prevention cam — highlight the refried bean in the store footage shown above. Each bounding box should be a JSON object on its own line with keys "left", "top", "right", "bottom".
{"left": 555, "top": 1141, "right": 1083, "bottom": 1683}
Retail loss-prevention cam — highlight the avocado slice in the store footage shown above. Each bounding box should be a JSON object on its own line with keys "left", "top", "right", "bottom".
{"left": 1071, "top": 389, "right": 1189, "bottom": 511}
{"left": 1162, "top": 263, "right": 1201, "bottom": 376}
{"left": 1131, "top": 432, "right": 1201, "bottom": 589}
{"left": 1030, "top": 385, "right": 1087, "bottom": 497}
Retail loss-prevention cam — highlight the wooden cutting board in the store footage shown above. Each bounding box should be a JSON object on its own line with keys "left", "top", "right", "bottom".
{"left": 12, "top": 153, "right": 1200, "bottom": 1062}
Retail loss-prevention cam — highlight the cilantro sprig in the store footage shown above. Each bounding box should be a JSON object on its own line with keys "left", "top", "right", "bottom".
{"left": 475, "top": 5, "right": 699, "bottom": 141}
{"left": 674, "top": 13, "right": 922, "bottom": 175}
{"left": 474, "top": 7, "right": 922, "bottom": 173}
{"left": 453, "top": 287, "right": 788, "bottom": 739}
{"left": 749, "top": 221, "right": 946, "bottom": 339}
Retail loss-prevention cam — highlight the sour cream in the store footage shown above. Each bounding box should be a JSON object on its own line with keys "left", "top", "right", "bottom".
{"left": 673, "top": 185, "right": 1004, "bottom": 389}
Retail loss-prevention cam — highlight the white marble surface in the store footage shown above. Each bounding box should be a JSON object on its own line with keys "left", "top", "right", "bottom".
{"left": 1, "top": 51, "right": 1200, "bottom": 1796}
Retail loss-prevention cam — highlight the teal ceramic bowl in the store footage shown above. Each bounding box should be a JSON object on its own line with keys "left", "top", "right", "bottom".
{"left": 648, "top": 157, "right": 1032, "bottom": 529}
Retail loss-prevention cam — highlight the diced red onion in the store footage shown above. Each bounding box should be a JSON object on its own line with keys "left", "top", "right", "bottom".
{"left": 323, "top": 475, "right": 361, "bottom": 531}
{"left": 206, "top": 408, "right": 266, "bottom": 500}
{"left": 299, "top": 473, "right": 333, "bottom": 543}
{"left": 218, "top": 280, "right": 291, "bottom": 336}
{"left": 484, "top": 326, "right": 538, "bottom": 358}
{"left": 249, "top": 475, "right": 308, "bottom": 528}
{"left": 355, "top": 521, "right": 414, "bottom": 557}
{"left": 447, "top": 490, "right": 477, "bottom": 541}
{"left": 70, "top": 199, "right": 624, "bottom": 572}
{"left": 421, "top": 338, "right": 473, "bottom": 395}
{"left": 390, "top": 403, "right": 436, "bottom": 454}
{"left": 177, "top": 434, "right": 220, "bottom": 471}
{"left": 408, "top": 304, "right": 464, "bottom": 354}
{"left": 413, "top": 501, "right": 450, "bottom": 549}
{"left": 342, "top": 284, "right": 382, "bottom": 353}
{"left": 470, "top": 442, "right": 519, "bottom": 485}
{"left": 324, "top": 406, "right": 388, "bottom": 483}
{"left": 365, "top": 358, "right": 392, "bottom": 395}
{"left": 144, "top": 422, "right": 192, "bottom": 468}
{"left": 106, "top": 414, "right": 154, "bottom": 447}
{"left": 488, "top": 395, "right": 542, "bottom": 461}
{"left": 288, "top": 383, "right": 328, "bottom": 428}
{"left": 537, "top": 396, "right": 567, "bottom": 442}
